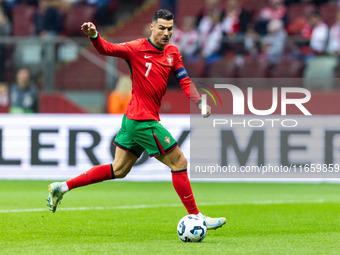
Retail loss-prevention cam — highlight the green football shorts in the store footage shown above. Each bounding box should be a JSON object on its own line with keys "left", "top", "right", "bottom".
{"left": 113, "top": 114, "right": 178, "bottom": 158}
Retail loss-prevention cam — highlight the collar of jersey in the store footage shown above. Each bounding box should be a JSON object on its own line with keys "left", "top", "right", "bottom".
{"left": 148, "top": 38, "right": 164, "bottom": 51}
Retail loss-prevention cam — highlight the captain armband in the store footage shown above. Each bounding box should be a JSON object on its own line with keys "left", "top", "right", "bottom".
{"left": 174, "top": 67, "right": 189, "bottom": 83}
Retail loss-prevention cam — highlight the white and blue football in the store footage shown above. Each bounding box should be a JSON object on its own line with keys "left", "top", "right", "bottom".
{"left": 177, "top": 214, "right": 207, "bottom": 242}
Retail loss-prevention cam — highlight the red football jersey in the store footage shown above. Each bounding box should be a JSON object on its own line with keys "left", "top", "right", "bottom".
{"left": 90, "top": 34, "right": 201, "bottom": 121}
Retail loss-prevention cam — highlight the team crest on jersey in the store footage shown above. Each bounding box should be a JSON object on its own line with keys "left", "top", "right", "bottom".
{"left": 164, "top": 136, "right": 171, "bottom": 144}
{"left": 167, "top": 55, "right": 173, "bottom": 66}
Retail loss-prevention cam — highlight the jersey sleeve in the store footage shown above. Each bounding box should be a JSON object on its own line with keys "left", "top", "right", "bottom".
{"left": 173, "top": 53, "right": 202, "bottom": 106}
{"left": 90, "top": 33, "right": 141, "bottom": 60}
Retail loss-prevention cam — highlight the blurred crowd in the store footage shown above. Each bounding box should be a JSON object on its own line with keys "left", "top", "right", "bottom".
{"left": 0, "top": 0, "right": 143, "bottom": 113}
{"left": 2, "top": 0, "right": 340, "bottom": 114}
{"left": 169, "top": 0, "right": 340, "bottom": 78}
{"left": 0, "top": 0, "right": 144, "bottom": 37}
{"left": 0, "top": 68, "right": 38, "bottom": 113}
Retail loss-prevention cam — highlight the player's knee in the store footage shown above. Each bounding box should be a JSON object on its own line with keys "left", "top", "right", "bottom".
{"left": 176, "top": 154, "right": 187, "bottom": 170}
{"left": 113, "top": 164, "right": 130, "bottom": 179}
{"left": 114, "top": 169, "right": 128, "bottom": 179}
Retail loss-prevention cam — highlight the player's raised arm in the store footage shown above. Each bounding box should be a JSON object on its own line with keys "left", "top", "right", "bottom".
{"left": 173, "top": 55, "right": 211, "bottom": 118}
{"left": 187, "top": 79, "right": 211, "bottom": 118}
{"left": 81, "top": 22, "right": 139, "bottom": 60}
{"left": 81, "top": 22, "right": 97, "bottom": 37}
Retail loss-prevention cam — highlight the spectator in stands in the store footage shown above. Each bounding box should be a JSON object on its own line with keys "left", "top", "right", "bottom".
{"left": 0, "top": 0, "right": 11, "bottom": 81}
{"left": 10, "top": 68, "right": 39, "bottom": 113}
{"left": 49, "top": 0, "right": 79, "bottom": 12}
{"left": 244, "top": 25, "right": 261, "bottom": 57}
{"left": 288, "top": 0, "right": 330, "bottom": 4}
{"left": 200, "top": 9, "right": 223, "bottom": 70}
{"left": 284, "top": 0, "right": 299, "bottom": 6}
{"left": 85, "top": 0, "right": 111, "bottom": 25}
{"left": 161, "top": 0, "right": 177, "bottom": 19}
{"left": 328, "top": 10, "right": 340, "bottom": 56}
{"left": 3, "top": 0, "right": 19, "bottom": 8}
{"left": 143, "top": 23, "right": 151, "bottom": 38}
{"left": 60, "top": 0, "right": 80, "bottom": 4}
{"left": 34, "top": 0, "right": 62, "bottom": 38}
{"left": 0, "top": 0, "right": 12, "bottom": 26}
{"left": 170, "top": 24, "right": 181, "bottom": 47}
{"left": 26, "top": 0, "right": 39, "bottom": 6}
{"left": 200, "top": 10, "right": 223, "bottom": 63}
{"left": 170, "top": 16, "right": 199, "bottom": 61}
{"left": 0, "top": 81, "right": 9, "bottom": 113}
{"left": 302, "top": 0, "right": 329, "bottom": 6}
{"left": 256, "top": 0, "right": 287, "bottom": 35}
{"left": 222, "top": 0, "right": 249, "bottom": 38}
{"left": 220, "top": 0, "right": 249, "bottom": 55}
{"left": 197, "top": 0, "right": 223, "bottom": 37}
{"left": 107, "top": 76, "right": 132, "bottom": 114}
{"left": 262, "top": 19, "right": 287, "bottom": 64}
{"left": 301, "top": 11, "right": 328, "bottom": 55}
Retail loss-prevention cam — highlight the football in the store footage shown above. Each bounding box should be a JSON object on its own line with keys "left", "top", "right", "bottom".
{"left": 177, "top": 214, "right": 207, "bottom": 242}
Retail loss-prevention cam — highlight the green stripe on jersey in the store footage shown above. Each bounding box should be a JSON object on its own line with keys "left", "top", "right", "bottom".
{"left": 148, "top": 38, "right": 163, "bottom": 51}
{"left": 125, "top": 60, "right": 133, "bottom": 82}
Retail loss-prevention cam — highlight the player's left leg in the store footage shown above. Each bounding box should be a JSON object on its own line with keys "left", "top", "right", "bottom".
{"left": 47, "top": 114, "right": 144, "bottom": 213}
{"left": 47, "top": 147, "right": 139, "bottom": 213}
{"left": 156, "top": 147, "right": 226, "bottom": 230}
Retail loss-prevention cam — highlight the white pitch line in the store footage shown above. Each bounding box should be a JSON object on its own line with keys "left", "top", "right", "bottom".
{"left": 0, "top": 199, "right": 333, "bottom": 214}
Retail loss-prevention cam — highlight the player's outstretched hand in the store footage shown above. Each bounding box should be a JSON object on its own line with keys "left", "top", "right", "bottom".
{"left": 198, "top": 103, "right": 211, "bottom": 118}
{"left": 81, "top": 22, "right": 97, "bottom": 37}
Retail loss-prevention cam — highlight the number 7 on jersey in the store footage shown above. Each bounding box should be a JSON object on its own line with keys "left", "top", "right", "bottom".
{"left": 145, "top": 62, "right": 152, "bottom": 77}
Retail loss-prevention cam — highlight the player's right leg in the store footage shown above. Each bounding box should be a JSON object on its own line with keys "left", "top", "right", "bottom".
{"left": 156, "top": 147, "right": 226, "bottom": 230}
{"left": 47, "top": 147, "right": 138, "bottom": 213}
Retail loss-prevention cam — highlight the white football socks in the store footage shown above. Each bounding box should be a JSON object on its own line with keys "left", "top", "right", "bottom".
{"left": 61, "top": 182, "right": 69, "bottom": 193}
{"left": 196, "top": 212, "right": 204, "bottom": 217}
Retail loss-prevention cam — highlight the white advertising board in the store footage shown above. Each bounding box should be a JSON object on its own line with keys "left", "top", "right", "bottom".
{"left": 0, "top": 114, "right": 190, "bottom": 181}
{"left": 1, "top": 114, "right": 340, "bottom": 182}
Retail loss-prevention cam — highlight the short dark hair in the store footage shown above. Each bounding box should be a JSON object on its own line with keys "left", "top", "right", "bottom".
{"left": 152, "top": 9, "right": 174, "bottom": 23}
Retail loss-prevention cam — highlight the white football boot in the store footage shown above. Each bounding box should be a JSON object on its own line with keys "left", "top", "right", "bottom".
{"left": 197, "top": 213, "right": 226, "bottom": 230}
{"left": 46, "top": 182, "right": 64, "bottom": 213}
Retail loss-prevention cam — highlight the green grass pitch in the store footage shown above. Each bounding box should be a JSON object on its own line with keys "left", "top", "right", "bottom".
{"left": 0, "top": 181, "right": 340, "bottom": 254}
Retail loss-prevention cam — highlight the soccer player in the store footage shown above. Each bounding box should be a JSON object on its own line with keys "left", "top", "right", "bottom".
{"left": 47, "top": 9, "right": 226, "bottom": 230}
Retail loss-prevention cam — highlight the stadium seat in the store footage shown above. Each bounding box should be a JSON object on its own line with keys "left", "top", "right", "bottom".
{"left": 320, "top": 3, "right": 338, "bottom": 28}
{"left": 39, "top": 93, "right": 87, "bottom": 113}
{"left": 109, "top": 2, "right": 159, "bottom": 38}
{"left": 12, "top": 5, "right": 36, "bottom": 36}
{"left": 54, "top": 54, "right": 106, "bottom": 91}
{"left": 207, "top": 57, "right": 237, "bottom": 78}
{"left": 240, "top": 0, "right": 267, "bottom": 15}
{"left": 177, "top": 0, "right": 205, "bottom": 25}
{"left": 334, "top": 75, "right": 340, "bottom": 90}
{"left": 182, "top": 60, "right": 205, "bottom": 78}
{"left": 287, "top": 3, "right": 315, "bottom": 23}
{"left": 236, "top": 57, "right": 270, "bottom": 89}
{"left": 237, "top": 57, "right": 269, "bottom": 78}
{"left": 286, "top": 17, "right": 308, "bottom": 35}
{"left": 304, "top": 56, "right": 338, "bottom": 90}
{"left": 64, "top": 6, "right": 96, "bottom": 36}
{"left": 271, "top": 59, "right": 304, "bottom": 78}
